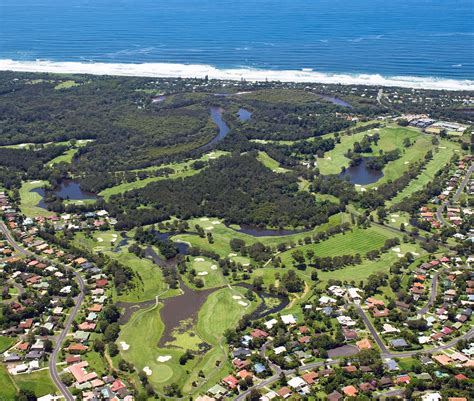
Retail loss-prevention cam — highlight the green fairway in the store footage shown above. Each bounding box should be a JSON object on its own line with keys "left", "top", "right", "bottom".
{"left": 279, "top": 225, "right": 400, "bottom": 266}
{"left": 317, "top": 126, "right": 422, "bottom": 175}
{"left": 186, "top": 256, "right": 227, "bottom": 289}
{"left": 99, "top": 151, "right": 229, "bottom": 200}
{"left": 73, "top": 231, "right": 175, "bottom": 302}
{"left": 389, "top": 139, "right": 461, "bottom": 205}
{"left": 118, "top": 287, "right": 255, "bottom": 393}
{"left": 54, "top": 80, "right": 79, "bottom": 90}
{"left": 257, "top": 151, "right": 289, "bottom": 173}
{"left": 173, "top": 213, "right": 350, "bottom": 259}
{"left": 0, "top": 364, "right": 17, "bottom": 400}
{"left": 13, "top": 370, "right": 57, "bottom": 397}
{"left": 316, "top": 241, "right": 426, "bottom": 287}
{"left": 18, "top": 181, "right": 51, "bottom": 218}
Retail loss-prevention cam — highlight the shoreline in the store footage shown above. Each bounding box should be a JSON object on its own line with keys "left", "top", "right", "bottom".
{"left": 0, "top": 59, "right": 473, "bottom": 91}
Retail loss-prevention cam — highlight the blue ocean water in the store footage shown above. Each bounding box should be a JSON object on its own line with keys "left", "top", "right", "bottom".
{"left": 0, "top": 0, "right": 473, "bottom": 80}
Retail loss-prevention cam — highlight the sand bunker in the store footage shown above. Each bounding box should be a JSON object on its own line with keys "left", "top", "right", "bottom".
{"left": 205, "top": 226, "right": 214, "bottom": 230}
{"left": 243, "top": 263, "right": 250, "bottom": 267}
{"left": 30, "top": 180, "right": 41, "bottom": 184}
{"left": 120, "top": 341, "right": 130, "bottom": 351}
{"left": 391, "top": 214, "right": 399, "bottom": 217}
{"left": 397, "top": 253, "right": 404, "bottom": 257}
{"left": 97, "top": 237, "right": 103, "bottom": 242}
{"left": 194, "top": 257, "right": 205, "bottom": 262}
{"left": 157, "top": 355, "right": 172, "bottom": 362}
{"left": 212, "top": 221, "right": 221, "bottom": 225}
{"left": 391, "top": 219, "right": 396, "bottom": 222}
{"left": 199, "top": 217, "right": 209, "bottom": 221}
{"left": 232, "top": 295, "right": 242, "bottom": 300}
{"left": 210, "top": 265, "right": 218, "bottom": 270}
{"left": 143, "top": 366, "right": 152, "bottom": 376}
{"left": 198, "top": 271, "right": 208, "bottom": 276}
{"left": 238, "top": 301, "right": 248, "bottom": 306}
{"left": 392, "top": 247, "right": 401, "bottom": 252}
{"left": 228, "top": 253, "right": 237, "bottom": 257}
{"left": 412, "top": 252, "right": 420, "bottom": 256}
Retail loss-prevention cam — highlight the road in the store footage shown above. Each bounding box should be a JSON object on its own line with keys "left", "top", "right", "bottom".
{"left": 436, "top": 163, "right": 473, "bottom": 227}
{"left": 1, "top": 220, "right": 84, "bottom": 401}
{"left": 417, "top": 268, "right": 444, "bottom": 316}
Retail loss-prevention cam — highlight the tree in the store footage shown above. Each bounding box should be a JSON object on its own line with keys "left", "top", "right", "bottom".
{"left": 15, "top": 390, "right": 36, "bottom": 401}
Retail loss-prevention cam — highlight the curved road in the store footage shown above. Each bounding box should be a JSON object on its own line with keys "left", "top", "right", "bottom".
{"left": 0, "top": 221, "right": 84, "bottom": 401}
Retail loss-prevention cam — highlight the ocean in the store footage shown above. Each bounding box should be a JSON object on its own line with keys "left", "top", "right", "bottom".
{"left": 0, "top": 0, "right": 473, "bottom": 89}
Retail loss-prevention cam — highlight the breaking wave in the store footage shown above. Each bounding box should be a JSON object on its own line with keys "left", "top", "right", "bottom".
{"left": 1, "top": 59, "right": 473, "bottom": 91}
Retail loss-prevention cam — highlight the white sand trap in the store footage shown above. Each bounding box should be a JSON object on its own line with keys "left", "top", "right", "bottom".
{"left": 412, "top": 252, "right": 420, "bottom": 256}
{"left": 439, "top": 146, "right": 446, "bottom": 149}
{"left": 233, "top": 295, "right": 242, "bottom": 300}
{"left": 210, "top": 265, "right": 218, "bottom": 270}
{"left": 157, "top": 355, "right": 172, "bottom": 362}
{"left": 228, "top": 253, "right": 237, "bottom": 257}
{"left": 111, "top": 238, "right": 117, "bottom": 243}
{"left": 391, "top": 214, "right": 399, "bottom": 217}
{"left": 391, "top": 219, "right": 396, "bottom": 223}
{"left": 392, "top": 247, "right": 401, "bottom": 252}
{"left": 404, "top": 161, "right": 410, "bottom": 164}
{"left": 205, "top": 226, "right": 214, "bottom": 230}
{"left": 120, "top": 341, "right": 130, "bottom": 351}
{"left": 212, "top": 221, "right": 221, "bottom": 225}
{"left": 355, "top": 184, "right": 361, "bottom": 187}
{"left": 194, "top": 257, "right": 205, "bottom": 262}
{"left": 143, "top": 366, "right": 152, "bottom": 376}
{"left": 97, "top": 237, "right": 103, "bottom": 242}
{"left": 397, "top": 253, "right": 404, "bottom": 257}
{"left": 198, "top": 271, "right": 209, "bottom": 276}
{"left": 30, "top": 180, "right": 41, "bottom": 184}
{"left": 112, "top": 234, "right": 118, "bottom": 238}
{"left": 199, "top": 217, "right": 209, "bottom": 221}
{"left": 209, "top": 156, "right": 217, "bottom": 159}
{"left": 326, "top": 156, "right": 332, "bottom": 160}
{"left": 243, "top": 263, "right": 250, "bottom": 267}
{"left": 360, "top": 188, "right": 367, "bottom": 192}
{"left": 238, "top": 301, "right": 248, "bottom": 306}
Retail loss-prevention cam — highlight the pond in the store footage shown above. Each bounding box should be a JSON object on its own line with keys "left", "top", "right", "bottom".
{"left": 198, "top": 107, "right": 230, "bottom": 152}
{"left": 229, "top": 224, "right": 309, "bottom": 237}
{"left": 339, "top": 158, "right": 384, "bottom": 185}
{"left": 318, "top": 94, "right": 353, "bottom": 108}
{"left": 237, "top": 108, "right": 252, "bottom": 121}
{"left": 32, "top": 179, "right": 97, "bottom": 209}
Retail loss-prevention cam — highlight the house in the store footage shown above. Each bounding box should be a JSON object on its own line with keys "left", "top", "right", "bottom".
{"left": 250, "top": 329, "right": 269, "bottom": 339}
{"left": 421, "top": 392, "right": 442, "bottom": 401}
{"left": 390, "top": 338, "right": 409, "bottom": 348}
{"left": 281, "top": 314, "right": 296, "bottom": 325}
{"left": 276, "top": 387, "right": 292, "bottom": 399}
{"left": 327, "top": 391, "right": 343, "bottom": 401}
{"left": 395, "top": 375, "right": 411, "bottom": 385}
{"left": 433, "top": 354, "right": 452, "bottom": 366}
{"left": 301, "top": 371, "right": 318, "bottom": 385}
{"left": 207, "top": 384, "right": 227, "bottom": 399}
{"left": 222, "top": 375, "right": 238, "bottom": 389}
{"left": 356, "top": 338, "right": 372, "bottom": 350}
{"left": 69, "top": 361, "right": 97, "bottom": 384}
{"left": 342, "top": 385, "right": 358, "bottom": 397}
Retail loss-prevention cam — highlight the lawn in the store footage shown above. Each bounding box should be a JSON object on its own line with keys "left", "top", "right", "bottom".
{"left": 317, "top": 126, "right": 422, "bottom": 176}
{"left": 13, "top": 370, "right": 57, "bottom": 397}
{"left": 0, "top": 364, "right": 17, "bottom": 400}
{"left": 73, "top": 231, "right": 175, "bottom": 303}
{"left": 278, "top": 225, "right": 400, "bottom": 266}
{"left": 18, "top": 180, "right": 51, "bottom": 218}
{"left": 0, "top": 336, "right": 16, "bottom": 353}
{"left": 388, "top": 139, "right": 461, "bottom": 205}
{"left": 173, "top": 213, "right": 350, "bottom": 259}
{"left": 118, "top": 287, "right": 255, "bottom": 394}
{"left": 257, "top": 151, "right": 289, "bottom": 173}
{"left": 316, "top": 241, "right": 426, "bottom": 288}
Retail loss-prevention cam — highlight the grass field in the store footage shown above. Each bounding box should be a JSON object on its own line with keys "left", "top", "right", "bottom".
{"left": 100, "top": 151, "right": 229, "bottom": 200}
{"left": 317, "top": 126, "right": 422, "bottom": 175}
{"left": 54, "top": 80, "right": 79, "bottom": 90}
{"left": 13, "top": 370, "right": 57, "bottom": 397}
{"left": 388, "top": 139, "right": 461, "bottom": 205}
{"left": 0, "top": 336, "right": 16, "bottom": 353}
{"left": 73, "top": 231, "right": 177, "bottom": 302}
{"left": 279, "top": 225, "right": 400, "bottom": 266}
{"left": 173, "top": 213, "right": 350, "bottom": 259}
{"left": 118, "top": 287, "right": 254, "bottom": 393}
{"left": 18, "top": 180, "right": 51, "bottom": 218}
{"left": 0, "top": 364, "right": 17, "bottom": 400}
{"left": 257, "top": 151, "right": 289, "bottom": 173}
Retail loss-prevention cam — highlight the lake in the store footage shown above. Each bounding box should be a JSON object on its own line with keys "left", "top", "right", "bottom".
{"left": 230, "top": 224, "right": 309, "bottom": 237}
{"left": 237, "top": 108, "right": 252, "bottom": 122}
{"left": 1, "top": 0, "right": 473, "bottom": 87}
{"left": 32, "top": 179, "right": 97, "bottom": 209}
{"left": 340, "top": 158, "right": 384, "bottom": 185}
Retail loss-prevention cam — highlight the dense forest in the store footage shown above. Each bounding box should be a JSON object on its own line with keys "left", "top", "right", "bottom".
{"left": 108, "top": 153, "right": 340, "bottom": 229}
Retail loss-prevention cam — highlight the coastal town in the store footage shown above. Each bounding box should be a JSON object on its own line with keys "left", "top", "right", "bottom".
{"left": 0, "top": 73, "right": 472, "bottom": 401}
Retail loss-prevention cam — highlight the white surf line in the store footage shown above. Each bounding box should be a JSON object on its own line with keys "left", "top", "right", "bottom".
{"left": 1, "top": 59, "right": 474, "bottom": 91}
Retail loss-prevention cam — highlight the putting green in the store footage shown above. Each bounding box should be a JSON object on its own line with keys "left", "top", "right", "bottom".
{"left": 153, "top": 364, "right": 174, "bottom": 383}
